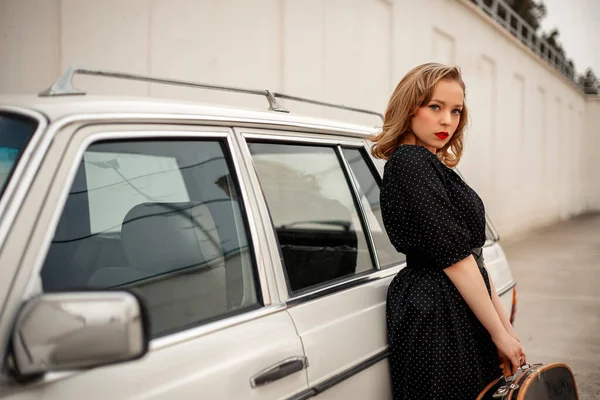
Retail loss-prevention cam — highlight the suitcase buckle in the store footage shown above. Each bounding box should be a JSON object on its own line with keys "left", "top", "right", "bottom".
{"left": 492, "top": 385, "right": 509, "bottom": 398}
{"left": 492, "top": 379, "right": 520, "bottom": 398}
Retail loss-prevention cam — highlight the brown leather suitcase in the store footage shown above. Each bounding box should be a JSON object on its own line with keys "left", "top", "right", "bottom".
{"left": 477, "top": 361, "right": 579, "bottom": 399}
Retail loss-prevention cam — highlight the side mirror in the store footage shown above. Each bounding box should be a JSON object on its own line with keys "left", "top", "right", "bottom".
{"left": 11, "top": 291, "right": 150, "bottom": 377}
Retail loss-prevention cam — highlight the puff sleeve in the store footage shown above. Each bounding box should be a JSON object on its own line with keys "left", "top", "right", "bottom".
{"left": 380, "top": 146, "right": 473, "bottom": 269}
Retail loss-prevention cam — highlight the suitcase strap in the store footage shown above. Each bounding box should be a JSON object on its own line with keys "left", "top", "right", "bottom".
{"left": 492, "top": 362, "right": 532, "bottom": 399}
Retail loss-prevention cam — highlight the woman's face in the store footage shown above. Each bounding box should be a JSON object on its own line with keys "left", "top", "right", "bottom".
{"left": 409, "top": 79, "right": 464, "bottom": 153}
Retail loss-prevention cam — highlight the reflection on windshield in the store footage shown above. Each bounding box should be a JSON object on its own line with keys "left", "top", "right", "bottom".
{"left": 0, "top": 113, "right": 38, "bottom": 197}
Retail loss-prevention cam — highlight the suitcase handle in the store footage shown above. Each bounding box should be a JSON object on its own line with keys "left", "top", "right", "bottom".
{"left": 503, "top": 359, "right": 513, "bottom": 378}
{"left": 502, "top": 358, "right": 530, "bottom": 378}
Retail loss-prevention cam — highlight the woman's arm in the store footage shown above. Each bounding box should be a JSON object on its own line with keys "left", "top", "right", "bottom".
{"left": 486, "top": 268, "right": 519, "bottom": 341}
{"left": 444, "top": 256, "right": 504, "bottom": 337}
{"left": 444, "top": 255, "right": 524, "bottom": 370}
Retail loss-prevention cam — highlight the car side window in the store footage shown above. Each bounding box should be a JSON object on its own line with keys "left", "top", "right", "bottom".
{"left": 248, "top": 142, "right": 375, "bottom": 293}
{"left": 342, "top": 147, "right": 406, "bottom": 267}
{"left": 40, "top": 139, "right": 260, "bottom": 338}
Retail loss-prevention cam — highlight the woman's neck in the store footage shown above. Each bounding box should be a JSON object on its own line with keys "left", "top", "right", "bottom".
{"left": 400, "top": 133, "right": 436, "bottom": 154}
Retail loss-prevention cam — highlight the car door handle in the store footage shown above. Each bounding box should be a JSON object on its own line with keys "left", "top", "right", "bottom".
{"left": 250, "top": 356, "right": 309, "bottom": 388}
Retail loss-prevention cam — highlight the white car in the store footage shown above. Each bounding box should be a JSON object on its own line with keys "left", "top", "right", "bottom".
{"left": 0, "top": 68, "right": 517, "bottom": 400}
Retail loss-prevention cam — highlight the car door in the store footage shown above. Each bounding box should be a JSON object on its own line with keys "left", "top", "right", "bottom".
{"left": 0, "top": 120, "right": 310, "bottom": 400}
{"left": 238, "top": 128, "right": 406, "bottom": 399}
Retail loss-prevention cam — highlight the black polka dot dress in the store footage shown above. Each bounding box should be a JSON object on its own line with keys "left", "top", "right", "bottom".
{"left": 381, "top": 145, "right": 501, "bottom": 400}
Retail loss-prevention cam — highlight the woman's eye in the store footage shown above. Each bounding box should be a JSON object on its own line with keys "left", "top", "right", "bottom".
{"left": 452, "top": 109, "right": 462, "bottom": 115}
{"left": 429, "top": 105, "right": 440, "bottom": 111}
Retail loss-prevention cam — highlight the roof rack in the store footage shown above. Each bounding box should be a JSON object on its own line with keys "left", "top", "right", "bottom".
{"left": 39, "top": 67, "right": 384, "bottom": 121}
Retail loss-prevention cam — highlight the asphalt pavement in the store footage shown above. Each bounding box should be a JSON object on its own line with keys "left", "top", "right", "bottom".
{"left": 502, "top": 212, "right": 600, "bottom": 400}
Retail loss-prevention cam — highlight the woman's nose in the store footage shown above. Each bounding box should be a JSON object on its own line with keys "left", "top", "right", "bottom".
{"left": 440, "top": 112, "right": 451, "bottom": 126}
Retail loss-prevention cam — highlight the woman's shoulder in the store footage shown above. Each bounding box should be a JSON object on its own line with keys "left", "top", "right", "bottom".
{"left": 387, "top": 144, "right": 438, "bottom": 170}
{"left": 383, "top": 145, "right": 448, "bottom": 185}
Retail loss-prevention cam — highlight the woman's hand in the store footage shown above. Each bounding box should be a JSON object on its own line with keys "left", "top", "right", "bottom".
{"left": 492, "top": 331, "right": 526, "bottom": 374}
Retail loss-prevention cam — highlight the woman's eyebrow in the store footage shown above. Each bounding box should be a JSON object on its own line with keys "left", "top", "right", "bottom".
{"left": 431, "top": 99, "right": 463, "bottom": 108}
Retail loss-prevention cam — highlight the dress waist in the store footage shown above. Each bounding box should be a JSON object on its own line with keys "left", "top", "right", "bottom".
{"left": 406, "top": 247, "right": 485, "bottom": 270}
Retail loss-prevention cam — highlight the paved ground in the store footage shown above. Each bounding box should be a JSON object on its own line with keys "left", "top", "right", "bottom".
{"left": 502, "top": 213, "right": 600, "bottom": 400}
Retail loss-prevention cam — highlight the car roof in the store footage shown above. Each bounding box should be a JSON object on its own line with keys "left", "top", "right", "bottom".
{"left": 0, "top": 94, "right": 381, "bottom": 138}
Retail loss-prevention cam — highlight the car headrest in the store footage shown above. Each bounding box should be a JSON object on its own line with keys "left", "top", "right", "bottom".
{"left": 121, "top": 202, "right": 223, "bottom": 276}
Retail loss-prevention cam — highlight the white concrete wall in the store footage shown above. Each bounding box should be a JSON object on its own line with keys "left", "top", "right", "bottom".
{"left": 584, "top": 97, "right": 600, "bottom": 211}
{"left": 0, "top": 0, "right": 597, "bottom": 239}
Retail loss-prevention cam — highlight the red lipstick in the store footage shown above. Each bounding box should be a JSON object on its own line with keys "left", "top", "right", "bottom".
{"left": 435, "top": 132, "right": 449, "bottom": 140}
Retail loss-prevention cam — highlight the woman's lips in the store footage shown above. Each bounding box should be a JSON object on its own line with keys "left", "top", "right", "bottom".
{"left": 435, "top": 132, "right": 449, "bottom": 139}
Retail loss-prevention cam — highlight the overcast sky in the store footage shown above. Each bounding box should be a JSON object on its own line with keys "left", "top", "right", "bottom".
{"left": 540, "top": 0, "right": 600, "bottom": 76}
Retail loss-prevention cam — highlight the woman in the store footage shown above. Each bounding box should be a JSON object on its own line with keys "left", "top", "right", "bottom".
{"left": 372, "top": 63, "right": 525, "bottom": 399}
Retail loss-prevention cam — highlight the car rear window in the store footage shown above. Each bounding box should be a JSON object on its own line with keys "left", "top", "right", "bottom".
{"left": 0, "top": 112, "right": 38, "bottom": 198}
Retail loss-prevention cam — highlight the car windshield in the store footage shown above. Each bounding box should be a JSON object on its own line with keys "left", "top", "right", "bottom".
{"left": 0, "top": 112, "right": 38, "bottom": 199}
{"left": 485, "top": 221, "right": 497, "bottom": 246}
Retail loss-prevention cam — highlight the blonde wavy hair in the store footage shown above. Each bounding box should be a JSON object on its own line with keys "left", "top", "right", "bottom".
{"left": 371, "top": 63, "right": 468, "bottom": 168}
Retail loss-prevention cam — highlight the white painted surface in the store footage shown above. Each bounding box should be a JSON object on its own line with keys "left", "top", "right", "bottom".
{"left": 584, "top": 98, "right": 600, "bottom": 209}
{"left": 286, "top": 274, "right": 392, "bottom": 398}
{"left": 1, "top": 0, "right": 598, "bottom": 238}
{"left": 1, "top": 310, "right": 308, "bottom": 400}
